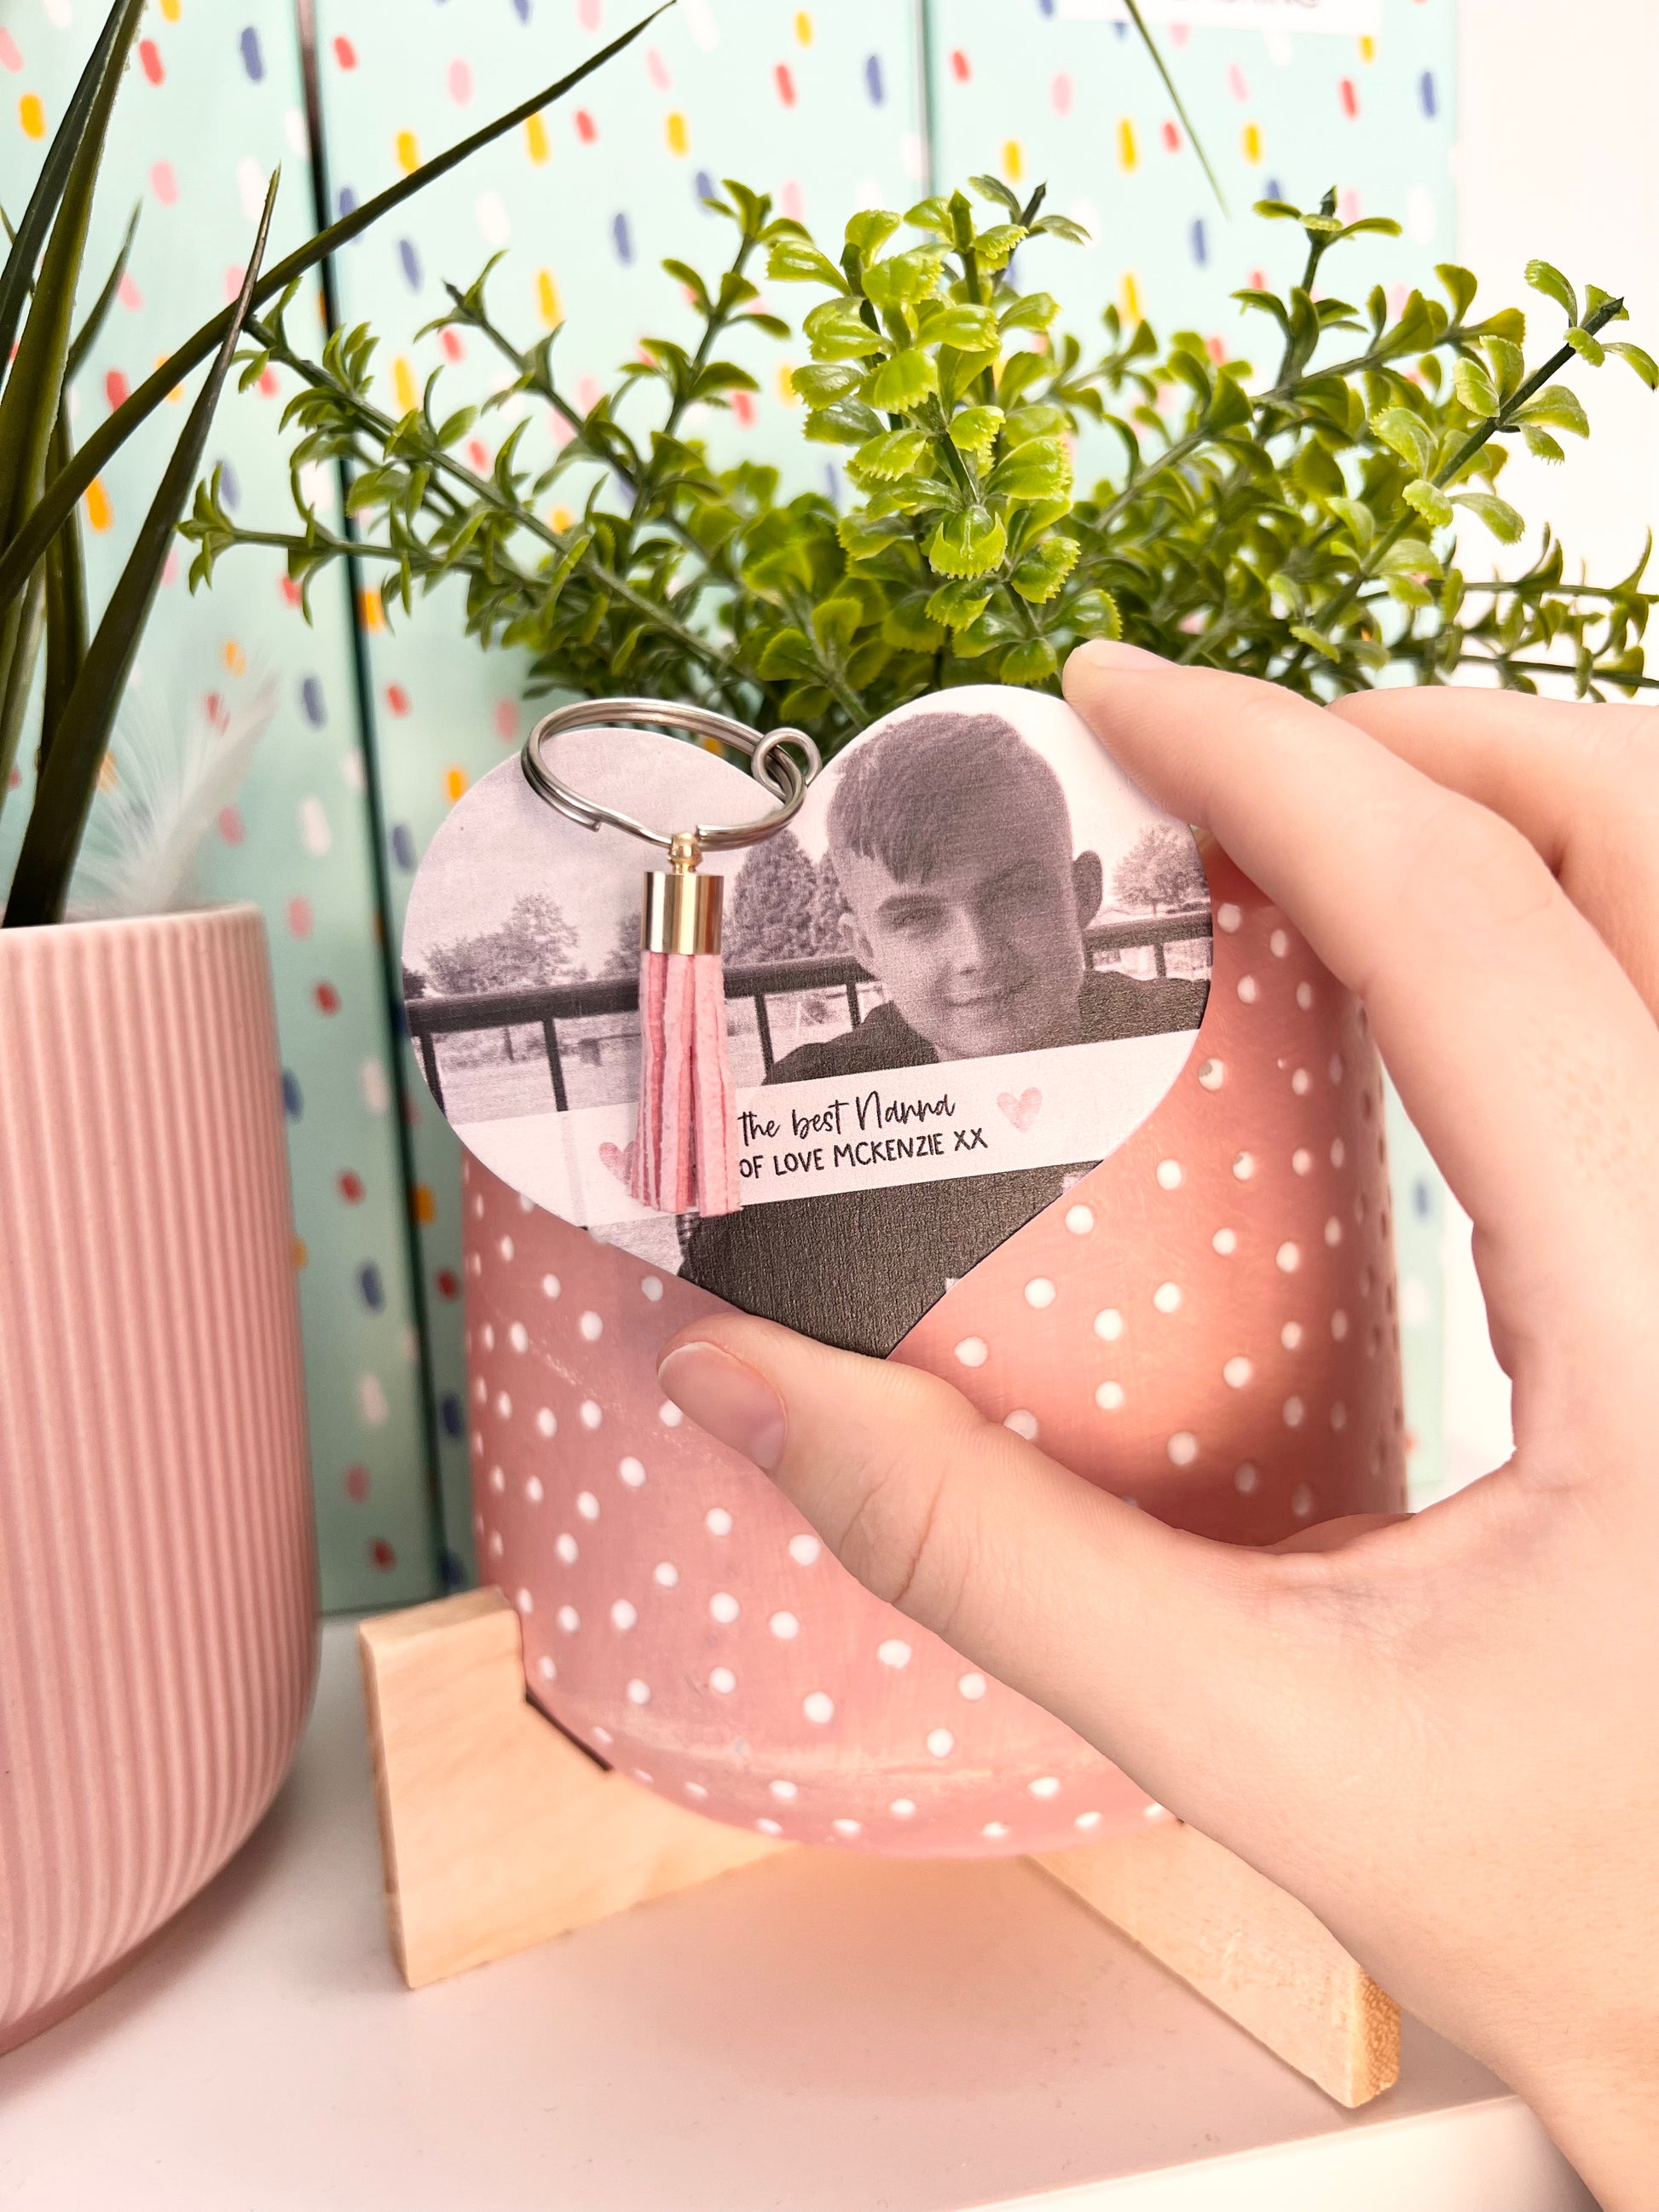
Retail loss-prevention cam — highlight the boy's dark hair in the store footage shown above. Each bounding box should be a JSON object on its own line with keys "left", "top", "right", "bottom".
{"left": 826, "top": 711, "right": 1072, "bottom": 884}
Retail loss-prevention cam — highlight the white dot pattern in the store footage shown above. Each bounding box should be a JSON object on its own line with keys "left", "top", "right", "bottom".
{"left": 460, "top": 866, "right": 1400, "bottom": 1851}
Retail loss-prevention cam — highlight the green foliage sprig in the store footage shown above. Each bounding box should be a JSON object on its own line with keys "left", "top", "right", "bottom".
{"left": 188, "top": 178, "right": 1659, "bottom": 759}
{"left": 0, "top": 0, "right": 661, "bottom": 924}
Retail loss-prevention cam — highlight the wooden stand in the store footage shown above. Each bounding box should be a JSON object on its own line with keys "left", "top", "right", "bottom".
{"left": 360, "top": 1592, "right": 1399, "bottom": 2109}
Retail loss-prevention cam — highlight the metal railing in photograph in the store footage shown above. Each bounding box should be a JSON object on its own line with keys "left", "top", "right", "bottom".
{"left": 403, "top": 909, "right": 1213, "bottom": 1118}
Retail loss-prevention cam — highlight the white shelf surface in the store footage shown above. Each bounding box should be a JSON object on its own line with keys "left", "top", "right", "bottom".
{"left": 0, "top": 1621, "right": 1593, "bottom": 2212}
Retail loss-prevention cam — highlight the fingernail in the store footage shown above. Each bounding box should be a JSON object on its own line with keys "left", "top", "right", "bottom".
{"left": 657, "top": 1341, "right": 787, "bottom": 1473}
{"left": 1069, "top": 638, "right": 1169, "bottom": 671}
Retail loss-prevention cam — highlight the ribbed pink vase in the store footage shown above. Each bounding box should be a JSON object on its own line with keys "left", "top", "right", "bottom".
{"left": 0, "top": 905, "right": 317, "bottom": 2056}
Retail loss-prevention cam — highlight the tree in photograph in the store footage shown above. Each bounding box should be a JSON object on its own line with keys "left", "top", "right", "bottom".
{"left": 501, "top": 891, "right": 583, "bottom": 982}
{"left": 600, "top": 907, "right": 640, "bottom": 979}
{"left": 808, "top": 850, "right": 851, "bottom": 955}
{"left": 723, "top": 829, "right": 820, "bottom": 965}
{"left": 1113, "top": 823, "right": 1207, "bottom": 914}
{"left": 426, "top": 932, "right": 498, "bottom": 994}
{"left": 425, "top": 893, "right": 582, "bottom": 1060}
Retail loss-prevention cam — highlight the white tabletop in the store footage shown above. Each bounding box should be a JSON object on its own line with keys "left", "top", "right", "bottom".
{"left": 0, "top": 1620, "right": 1593, "bottom": 2212}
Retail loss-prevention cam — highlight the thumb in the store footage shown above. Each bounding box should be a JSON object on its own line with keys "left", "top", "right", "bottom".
{"left": 656, "top": 1312, "right": 1320, "bottom": 1816}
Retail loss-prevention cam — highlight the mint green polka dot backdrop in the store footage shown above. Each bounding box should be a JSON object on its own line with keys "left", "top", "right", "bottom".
{"left": 0, "top": 0, "right": 1456, "bottom": 1609}
{"left": 0, "top": 0, "right": 436, "bottom": 1611}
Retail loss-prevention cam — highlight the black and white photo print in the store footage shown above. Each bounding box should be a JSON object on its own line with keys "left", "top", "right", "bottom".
{"left": 402, "top": 688, "right": 1212, "bottom": 1348}
{"left": 679, "top": 688, "right": 1212, "bottom": 1349}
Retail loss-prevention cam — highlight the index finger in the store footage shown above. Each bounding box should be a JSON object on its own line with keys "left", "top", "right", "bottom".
{"left": 1331, "top": 686, "right": 1659, "bottom": 1020}
{"left": 1061, "top": 643, "right": 1659, "bottom": 1384}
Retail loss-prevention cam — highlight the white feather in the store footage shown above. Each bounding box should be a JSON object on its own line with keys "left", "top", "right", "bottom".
{"left": 70, "top": 679, "right": 276, "bottom": 920}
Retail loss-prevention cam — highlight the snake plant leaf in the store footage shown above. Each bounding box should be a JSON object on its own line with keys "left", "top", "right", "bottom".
{"left": 0, "top": 571, "right": 45, "bottom": 806}
{"left": 0, "top": 0, "right": 139, "bottom": 375}
{"left": 0, "top": 0, "right": 140, "bottom": 829}
{"left": 40, "top": 401, "right": 88, "bottom": 775}
{"left": 0, "top": 0, "right": 142, "bottom": 546}
{"left": 0, "top": 3, "right": 669, "bottom": 620}
{"left": 4, "top": 173, "right": 280, "bottom": 929}
{"left": 1121, "top": 0, "right": 1226, "bottom": 215}
{"left": 65, "top": 202, "right": 141, "bottom": 382}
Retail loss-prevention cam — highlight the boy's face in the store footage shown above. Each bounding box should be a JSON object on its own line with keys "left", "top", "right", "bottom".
{"left": 837, "top": 815, "right": 1103, "bottom": 1061}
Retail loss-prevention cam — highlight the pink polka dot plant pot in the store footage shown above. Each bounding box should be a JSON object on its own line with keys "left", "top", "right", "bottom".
{"left": 465, "top": 847, "right": 1404, "bottom": 1857}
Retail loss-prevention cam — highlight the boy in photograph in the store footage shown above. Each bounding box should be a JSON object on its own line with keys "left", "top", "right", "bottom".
{"left": 681, "top": 710, "right": 1209, "bottom": 1354}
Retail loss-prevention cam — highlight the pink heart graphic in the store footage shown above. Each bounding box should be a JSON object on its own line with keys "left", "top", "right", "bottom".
{"left": 598, "top": 1140, "right": 637, "bottom": 1188}
{"left": 997, "top": 1088, "right": 1043, "bottom": 1134}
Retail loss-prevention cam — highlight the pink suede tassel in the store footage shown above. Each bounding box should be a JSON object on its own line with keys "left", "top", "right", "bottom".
{"left": 630, "top": 950, "right": 741, "bottom": 1218}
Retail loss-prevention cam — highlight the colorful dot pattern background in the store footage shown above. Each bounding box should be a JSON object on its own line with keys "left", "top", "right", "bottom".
{"left": 0, "top": 0, "right": 439, "bottom": 1611}
{"left": 0, "top": 0, "right": 1454, "bottom": 1609}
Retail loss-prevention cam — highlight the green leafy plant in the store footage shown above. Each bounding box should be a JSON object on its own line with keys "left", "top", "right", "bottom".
{"left": 186, "top": 175, "right": 1658, "bottom": 760}
{"left": 0, "top": 0, "right": 660, "bottom": 926}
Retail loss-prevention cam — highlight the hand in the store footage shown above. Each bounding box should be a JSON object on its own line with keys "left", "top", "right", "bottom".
{"left": 657, "top": 645, "right": 1659, "bottom": 2209}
